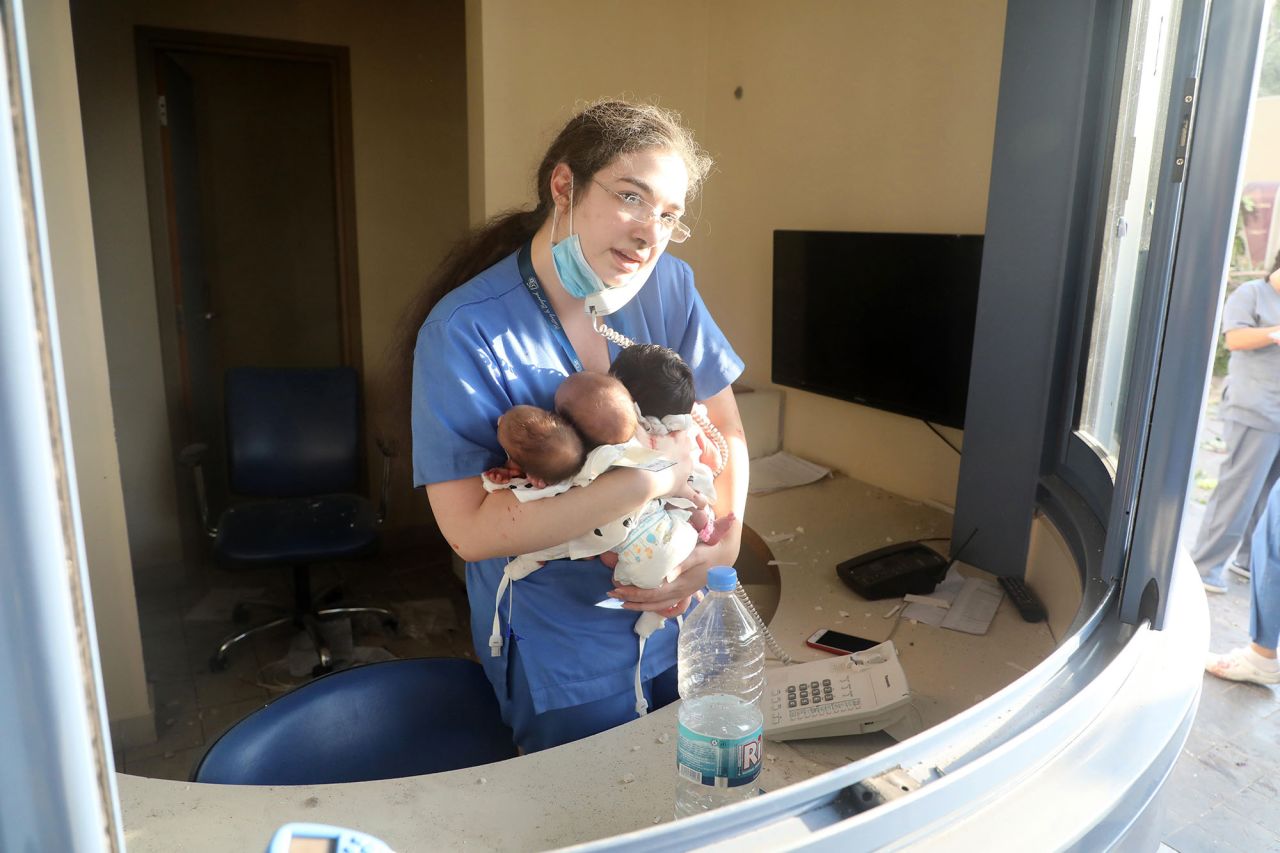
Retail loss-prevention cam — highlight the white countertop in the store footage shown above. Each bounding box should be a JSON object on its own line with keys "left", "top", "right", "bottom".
{"left": 117, "top": 475, "right": 1057, "bottom": 852}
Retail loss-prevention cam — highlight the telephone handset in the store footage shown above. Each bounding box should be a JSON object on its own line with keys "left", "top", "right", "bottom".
{"left": 764, "top": 641, "right": 912, "bottom": 741}
{"left": 583, "top": 273, "right": 647, "bottom": 319}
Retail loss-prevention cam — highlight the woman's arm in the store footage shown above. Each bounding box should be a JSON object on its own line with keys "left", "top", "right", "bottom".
{"left": 1224, "top": 325, "right": 1280, "bottom": 351}
{"left": 427, "top": 437, "right": 697, "bottom": 563}
{"left": 610, "top": 384, "right": 750, "bottom": 615}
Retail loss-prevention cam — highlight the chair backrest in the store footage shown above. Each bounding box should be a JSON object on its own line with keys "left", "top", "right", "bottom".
{"left": 192, "top": 658, "right": 517, "bottom": 785}
{"left": 225, "top": 367, "right": 360, "bottom": 497}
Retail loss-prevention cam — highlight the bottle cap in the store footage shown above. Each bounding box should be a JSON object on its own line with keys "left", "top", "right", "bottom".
{"left": 707, "top": 566, "right": 738, "bottom": 591}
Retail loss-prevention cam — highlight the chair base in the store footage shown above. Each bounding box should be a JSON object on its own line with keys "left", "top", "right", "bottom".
{"left": 211, "top": 606, "right": 398, "bottom": 676}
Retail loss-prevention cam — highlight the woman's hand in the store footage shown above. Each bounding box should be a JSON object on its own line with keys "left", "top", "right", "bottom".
{"left": 608, "top": 525, "right": 743, "bottom": 617}
{"left": 642, "top": 429, "right": 700, "bottom": 502}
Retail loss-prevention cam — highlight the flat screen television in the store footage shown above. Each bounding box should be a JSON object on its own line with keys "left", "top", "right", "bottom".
{"left": 772, "top": 230, "right": 983, "bottom": 429}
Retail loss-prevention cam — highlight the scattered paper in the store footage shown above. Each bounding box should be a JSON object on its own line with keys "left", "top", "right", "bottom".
{"left": 749, "top": 452, "right": 832, "bottom": 495}
{"left": 762, "top": 531, "right": 796, "bottom": 544}
{"left": 941, "top": 578, "right": 1004, "bottom": 635}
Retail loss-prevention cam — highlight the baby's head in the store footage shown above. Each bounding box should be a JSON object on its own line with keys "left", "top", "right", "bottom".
{"left": 497, "top": 405, "right": 585, "bottom": 484}
{"left": 554, "top": 372, "right": 637, "bottom": 447}
{"left": 609, "top": 344, "right": 695, "bottom": 418}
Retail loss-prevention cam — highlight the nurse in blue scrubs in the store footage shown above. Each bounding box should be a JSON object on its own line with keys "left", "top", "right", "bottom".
{"left": 407, "top": 101, "right": 748, "bottom": 752}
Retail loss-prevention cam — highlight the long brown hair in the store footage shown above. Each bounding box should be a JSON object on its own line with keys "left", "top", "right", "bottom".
{"left": 383, "top": 101, "right": 712, "bottom": 459}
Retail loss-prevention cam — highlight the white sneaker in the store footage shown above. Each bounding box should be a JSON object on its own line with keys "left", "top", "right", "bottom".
{"left": 1205, "top": 647, "right": 1280, "bottom": 686}
{"left": 1202, "top": 578, "right": 1228, "bottom": 594}
{"left": 1228, "top": 562, "right": 1251, "bottom": 581}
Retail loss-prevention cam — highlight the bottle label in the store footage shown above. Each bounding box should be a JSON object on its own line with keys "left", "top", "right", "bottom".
{"left": 676, "top": 722, "right": 763, "bottom": 789}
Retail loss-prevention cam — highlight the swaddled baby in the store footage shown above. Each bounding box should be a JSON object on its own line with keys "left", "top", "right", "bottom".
{"left": 607, "top": 343, "right": 734, "bottom": 557}
{"left": 481, "top": 357, "right": 729, "bottom": 714}
{"left": 481, "top": 372, "right": 705, "bottom": 591}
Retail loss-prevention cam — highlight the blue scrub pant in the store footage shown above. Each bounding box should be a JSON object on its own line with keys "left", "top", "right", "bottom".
{"left": 504, "top": 638, "right": 680, "bottom": 753}
{"left": 1247, "top": 480, "right": 1280, "bottom": 651}
{"left": 1191, "top": 420, "right": 1280, "bottom": 586}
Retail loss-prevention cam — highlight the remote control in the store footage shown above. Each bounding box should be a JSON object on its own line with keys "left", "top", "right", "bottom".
{"left": 998, "top": 576, "right": 1047, "bottom": 623}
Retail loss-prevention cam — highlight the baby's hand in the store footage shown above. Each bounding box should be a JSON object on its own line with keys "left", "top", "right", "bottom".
{"left": 483, "top": 459, "right": 526, "bottom": 485}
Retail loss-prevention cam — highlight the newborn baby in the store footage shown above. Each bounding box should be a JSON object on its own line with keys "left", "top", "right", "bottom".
{"left": 608, "top": 343, "right": 734, "bottom": 551}
{"left": 482, "top": 371, "right": 636, "bottom": 488}
{"left": 489, "top": 404, "right": 585, "bottom": 488}
{"left": 484, "top": 369, "right": 721, "bottom": 589}
{"left": 481, "top": 368, "right": 724, "bottom": 715}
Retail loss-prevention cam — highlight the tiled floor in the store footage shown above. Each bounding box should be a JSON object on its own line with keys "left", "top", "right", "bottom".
{"left": 1161, "top": 381, "right": 1280, "bottom": 852}
{"left": 121, "top": 541, "right": 471, "bottom": 781}
{"left": 1160, "top": 573, "right": 1280, "bottom": 852}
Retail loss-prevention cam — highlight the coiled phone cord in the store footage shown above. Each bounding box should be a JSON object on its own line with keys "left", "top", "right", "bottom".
{"left": 593, "top": 316, "right": 792, "bottom": 663}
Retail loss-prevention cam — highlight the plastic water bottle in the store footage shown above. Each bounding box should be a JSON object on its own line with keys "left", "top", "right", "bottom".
{"left": 675, "top": 566, "right": 766, "bottom": 818}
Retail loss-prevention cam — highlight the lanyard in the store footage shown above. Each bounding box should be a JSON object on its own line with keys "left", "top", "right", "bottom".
{"left": 517, "top": 242, "right": 583, "bottom": 373}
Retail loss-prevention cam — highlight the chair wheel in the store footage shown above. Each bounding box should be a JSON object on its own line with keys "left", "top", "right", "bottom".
{"left": 231, "top": 603, "right": 250, "bottom": 624}
{"left": 311, "top": 662, "right": 333, "bottom": 677}
{"left": 209, "top": 655, "right": 228, "bottom": 673}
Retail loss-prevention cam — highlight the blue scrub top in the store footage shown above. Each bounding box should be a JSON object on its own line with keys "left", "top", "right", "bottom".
{"left": 411, "top": 247, "right": 744, "bottom": 715}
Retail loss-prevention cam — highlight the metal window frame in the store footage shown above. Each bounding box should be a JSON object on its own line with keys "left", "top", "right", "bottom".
{"left": 954, "top": 0, "right": 1133, "bottom": 577}
{"left": 955, "top": 0, "right": 1270, "bottom": 630}
{"left": 0, "top": 0, "right": 123, "bottom": 849}
{"left": 1114, "top": 0, "right": 1273, "bottom": 625}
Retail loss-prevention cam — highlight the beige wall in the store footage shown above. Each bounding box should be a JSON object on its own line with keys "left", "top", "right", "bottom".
{"left": 70, "top": 0, "right": 470, "bottom": 568}
{"left": 698, "top": 1, "right": 1004, "bottom": 508}
{"left": 27, "top": 1, "right": 152, "bottom": 744}
{"left": 1243, "top": 95, "right": 1280, "bottom": 185}
{"left": 471, "top": 0, "right": 1005, "bottom": 507}
{"left": 468, "top": 0, "right": 711, "bottom": 221}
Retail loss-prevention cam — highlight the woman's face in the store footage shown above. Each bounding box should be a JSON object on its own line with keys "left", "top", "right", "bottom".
{"left": 562, "top": 148, "right": 690, "bottom": 288}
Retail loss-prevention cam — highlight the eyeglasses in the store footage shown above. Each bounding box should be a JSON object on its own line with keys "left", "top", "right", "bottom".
{"left": 593, "top": 180, "right": 692, "bottom": 243}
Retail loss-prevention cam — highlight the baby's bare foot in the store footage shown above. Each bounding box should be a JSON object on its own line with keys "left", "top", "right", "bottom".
{"left": 701, "top": 512, "right": 737, "bottom": 545}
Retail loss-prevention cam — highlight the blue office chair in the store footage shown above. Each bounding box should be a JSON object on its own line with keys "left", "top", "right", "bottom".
{"left": 181, "top": 367, "right": 397, "bottom": 674}
{"left": 191, "top": 658, "right": 517, "bottom": 784}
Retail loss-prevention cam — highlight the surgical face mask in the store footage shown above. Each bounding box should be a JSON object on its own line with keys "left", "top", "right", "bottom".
{"left": 550, "top": 211, "right": 606, "bottom": 299}
{"left": 549, "top": 177, "right": 650, "bottom": 315}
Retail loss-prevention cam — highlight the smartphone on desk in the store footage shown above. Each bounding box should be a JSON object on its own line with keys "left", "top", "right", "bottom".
{"left": 806, "top": 628, "right": 879, "bottom": 655}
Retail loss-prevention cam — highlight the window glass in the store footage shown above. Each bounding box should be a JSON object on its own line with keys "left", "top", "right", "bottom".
{"left": 1079, "top": 0, "right": 1185, "bottom": 465}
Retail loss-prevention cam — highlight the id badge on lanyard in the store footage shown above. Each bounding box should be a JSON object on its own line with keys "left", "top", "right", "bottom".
{"left": 517, "top": 242, "right": 584, "bottom": 373}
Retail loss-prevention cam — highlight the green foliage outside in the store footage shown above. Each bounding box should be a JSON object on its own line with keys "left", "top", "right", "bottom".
{"left": 1260, "top": 6, "right": 1280, "bottom": 97}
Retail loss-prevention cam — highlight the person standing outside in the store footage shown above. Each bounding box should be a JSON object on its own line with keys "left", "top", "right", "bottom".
{"left": 1193, "top": 250, "right": 1280, "bottom": 593}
